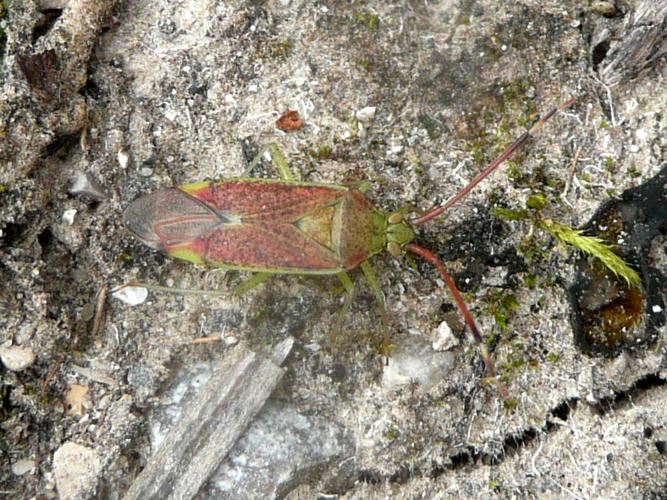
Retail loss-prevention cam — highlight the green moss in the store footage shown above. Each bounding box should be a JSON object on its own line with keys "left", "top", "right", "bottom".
{"left": 355, "top": 10, "right": 380, "bottom": 30}
{"left": 417, "top": 113, "right": 444, "bottom": 140}
{"left": 523, "top": 273, "right": 537, "bottom": 289}
{"left": 385, "top": 427, "right": 400, "bottom": 440}
{"left": 605, "top": 156, "right": 615, "bottom": 172}
{"left": 354, "top": 58, "right": 375, "bottom": 71}
{"left": 488, "top": 290, "right": 520, "bottom": 332}
{"left": 526, "top": 193, "right": 547, "bottom": 210}
{"left": 271, "top": 39, "right": 293, "bottom": 59}
{"left": 503, "top": 397, "right": 519, "bottom": 410}
{"left": 309, "top": 145, "right": 334, "bottom": 160}
{"left": 494, "top": 207, "right": 529, "bottom": 221}
{"left": 539, "top": 219, "right": 642, "bottom": 287}
{"left": 505, "top": 353, "right": 525, "bottom": 370}
{"left": 546, "top": 352, "right": 561, "bottom": 363}
{"left": 627, "top": 165, "right": 641, "bottom": 178}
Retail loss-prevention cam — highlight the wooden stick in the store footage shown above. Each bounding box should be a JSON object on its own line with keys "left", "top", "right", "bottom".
{"left": 124, "top": 338, "right": 293, "bottom": 500}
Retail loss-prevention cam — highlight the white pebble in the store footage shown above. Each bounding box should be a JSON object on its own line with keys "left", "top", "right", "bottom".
{"left": 112, "top": 285, "right": 148, "bottom": 306}
{"left": 117, "top": 150, "right": 129, "bottom": 169}
{"left": 356, "top": 106, "right": 376, "bottom": 123}
{"left": 0, "top": 346, "right": 36, "bottom": 371}
{"left": 53, "top": 443, "right": 102, "bottom": 500}
{"left": 62, "top": 209, "right": 77, "bottom": 225}
{"left": 12, "top": 459, "right": 35, "bottom": 476}
{"left": 432, "top": 321, "right": 459, "bottom": 351}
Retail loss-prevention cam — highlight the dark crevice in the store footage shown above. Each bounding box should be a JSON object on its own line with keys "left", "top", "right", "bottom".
{"left": 550, "top": 399, "right": 574, "bottom": 421}
{"left": 37, "top": 227, "right": 54, "bottom": 250}
{"left": 569, "top": 166, "right": 667, "bottom": 357}
{"left": 377, "top": 376, "right": 663, "bottom": 487}
{"left": 591, "top": 40, "right": 610, "bottom": 71}
{"left": 33, "top": 9, "right": 63, "bottom": 41}
{"left": 388, "top": 465, "right": 412, "bottom": 484}
{"left": 45, "top": 132, "right": 81, "bottom": 159}
{"left": 82, "top": 74, "right": 101, "bottom": 99}
{"left": 594, "top": 374, "right": 667, "bottom": 416}
{"left": 1, "top": 223, "right": 29, "bottom": 247}
{"left": 655, "top": 441, "right": 666, "bottom": 456}
{"left": 449, "top": 449, "right": 474, "bottom": 468}
{"left": 357, "top": 469, "right": 382, "bottom": 484}
{"left": 500, "top": 427, "right": 539, "bottom": 460}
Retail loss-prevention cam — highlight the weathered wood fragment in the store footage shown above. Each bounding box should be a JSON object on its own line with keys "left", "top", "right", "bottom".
{"left": 124, "top": 338, "right": 293, "bottom": 500}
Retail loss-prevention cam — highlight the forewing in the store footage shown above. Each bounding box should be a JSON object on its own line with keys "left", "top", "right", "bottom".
{"left": 193, "top": 222, "right": 342, "bottom": 271}
{"left": 123, "top": 188, "right": 226, "bottom": 249}
{"left": 125, "top": 182, "right": 347, "bottom": 272}
{"left": 180, "top": 180, "right": 346, "bottom": 223}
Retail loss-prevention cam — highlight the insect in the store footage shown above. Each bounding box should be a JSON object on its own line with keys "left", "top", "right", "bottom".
{"left": 123, "top": 100, "right": 575, "bottom": 397}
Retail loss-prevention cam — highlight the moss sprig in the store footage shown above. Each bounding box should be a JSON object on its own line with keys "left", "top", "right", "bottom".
{"left": 539, "top": 219, "right": 642, "bottom": 287}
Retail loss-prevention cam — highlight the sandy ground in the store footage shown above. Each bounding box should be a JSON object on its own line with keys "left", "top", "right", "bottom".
{"left": 0, "top": 1, "right": 665, "bottom": 498}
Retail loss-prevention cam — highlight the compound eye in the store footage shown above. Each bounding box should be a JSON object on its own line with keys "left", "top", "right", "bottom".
{"left": 388, "top": 213, "right": 403, "bottom": 224}
{"left": 387, "top": 241, "right": 402, "bottom": 257}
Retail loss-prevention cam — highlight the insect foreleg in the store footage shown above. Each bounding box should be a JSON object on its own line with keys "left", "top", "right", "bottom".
{"left": 268, "top": 143, "right": 300, "bottom": 181}
{"left": 359, "top": 261, "right": 392, "bottom": 358}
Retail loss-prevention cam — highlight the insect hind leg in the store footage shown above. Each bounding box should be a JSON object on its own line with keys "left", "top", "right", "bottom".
{"left": 242, "top": 143, "right": 301, "bottom": 181}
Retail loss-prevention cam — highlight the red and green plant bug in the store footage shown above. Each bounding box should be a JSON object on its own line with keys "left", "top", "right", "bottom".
{"left": 123, "top": 100, "right": 575, "bottom": 397}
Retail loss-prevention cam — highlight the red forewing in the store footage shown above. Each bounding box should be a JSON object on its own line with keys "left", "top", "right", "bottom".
{"left": 123, "top": 180, "right": 355, "bottom": 272}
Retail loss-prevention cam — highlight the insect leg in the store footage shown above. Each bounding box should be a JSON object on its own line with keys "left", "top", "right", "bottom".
{"left": 232, "top": 272, "right": 273, "bottom": 296}
{"left": 241, "top": 143, "right": 300, "bottom": 180}
{"left": 242, "top": 144, "right": 271, "bottom": 177}
{"left": 330, "top": 272, "right": 357, "bottom": 352}
{"left": 268, "top": 143, "right": 301, "bottom": 181}
{"left": 360, "top": 261, "right": 392, "bottom": 359}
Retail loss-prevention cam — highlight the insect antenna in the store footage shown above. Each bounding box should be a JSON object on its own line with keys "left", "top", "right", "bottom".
{"left": 406, "top": 243, "right": 509, "bottom": 399}
{"left": 410, "top": 98, "right": 576, "bottom": 227}
{"left": 406, "top": 99, "right": 575, "bottom": 398}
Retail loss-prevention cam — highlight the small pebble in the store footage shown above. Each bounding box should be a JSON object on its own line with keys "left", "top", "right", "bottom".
{"left": 112, "top": 285, "right": 148, "bottom": 306}
{"left": 62, "top": 209, "right": 77, "bottom": 225}
{"left": 355, "top": 106, "right": 376, "bottom": 123}
{"left": 432, "top": 321, "right": 459, "bottom": 352}
{"left": 12, "top": 459, "right": 36, "bottom": 476}
{"left": 53, "top": 442, "right": 102, "bottom": 500}
{"left": 0, "top": 346, "right": 36, "bottom": 371}
{"left": 164, "top": 109, "right": 178, "bottom": 121}
{"left": 117, "top": 149, "right": 129, "bottom": 169}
